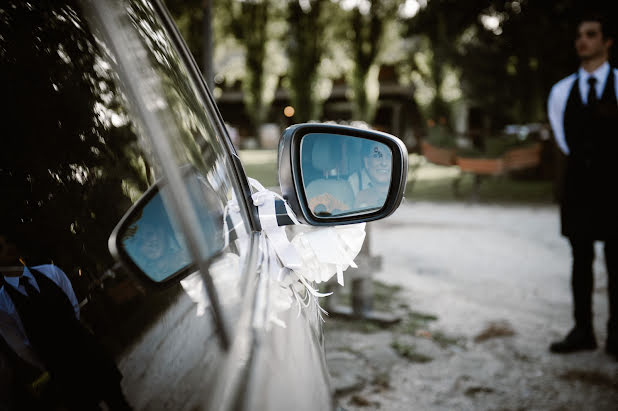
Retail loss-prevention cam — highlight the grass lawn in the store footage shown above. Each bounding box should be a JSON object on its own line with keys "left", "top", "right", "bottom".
{"left": 404, "top": 155, "right": 556, "bottom": 204}
{"left": 239, "top": 150, "right": 557, "bottom": 205}
{"left": 238, "top": 149, "right": 279, "bottom": 188}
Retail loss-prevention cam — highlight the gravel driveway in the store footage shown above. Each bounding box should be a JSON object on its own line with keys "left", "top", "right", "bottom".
{"left": 325, "top": 201, "right": 618, "bottom": 411}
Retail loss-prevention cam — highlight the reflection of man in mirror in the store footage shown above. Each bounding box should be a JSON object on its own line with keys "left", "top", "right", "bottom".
{"left": 0, "top": 234, "right": 131, "bottom": 410}
{"left": 138, "top": 223, "right": 166, "bottom": 261}
{"left": 135, "top": 221, "right": 189, "bottom": 280}
{"left": 123, "top": 195, "right": 190, "bottom": 282}
{"left": 352, "top": 142, "right": 392, "bottom": 209}
{"left": 305, "top": 137, "right": 355, "bottom": 217}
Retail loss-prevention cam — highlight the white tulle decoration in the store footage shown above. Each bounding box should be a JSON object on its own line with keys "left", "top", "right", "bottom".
{"left": 246, "top": 178, "right": 366, "bottom": 327}
{"left": 291, "top": 223, "right": 366, "bottom": 287}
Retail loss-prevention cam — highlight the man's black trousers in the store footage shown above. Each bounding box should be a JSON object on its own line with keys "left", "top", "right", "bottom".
{"left": 569, "top": 238, "right": 618, "bottom": 337}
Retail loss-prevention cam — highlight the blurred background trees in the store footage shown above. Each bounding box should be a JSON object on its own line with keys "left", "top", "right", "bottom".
{"left": 346, "top": 0, "right": 399, "bottom": 123}
{"left": 165, "top": 0, "right": 617, "bottom": 148}
{"left": 286, "top": 0, "right": 327, "bottom": 123}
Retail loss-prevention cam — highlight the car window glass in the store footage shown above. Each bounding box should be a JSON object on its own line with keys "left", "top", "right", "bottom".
{"left": 89, "top": 0, "right": 252, "bottom": 285}
{"left": 119, "top": 0, "right": 248, "bottom": 261}
{"left": 1, "top": 0, "right": 156, "bottom": 356}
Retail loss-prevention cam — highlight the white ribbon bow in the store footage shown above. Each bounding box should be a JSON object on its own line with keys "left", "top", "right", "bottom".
{"left": 245, "top": 178, "right": 366, "bottom": 327}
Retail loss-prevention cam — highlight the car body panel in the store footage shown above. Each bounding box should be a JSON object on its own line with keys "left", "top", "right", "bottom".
{"left": 0, "top": 1, "right": 332, "bottom": 410}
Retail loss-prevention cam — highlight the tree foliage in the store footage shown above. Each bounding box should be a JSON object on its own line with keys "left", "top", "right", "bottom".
{"left": 165, "top": 0, "right": 214, "bottom": 88}
{"left": 405, "top": 0, "right": 486, "bottom": 123}
{"left": 346, "top": 0, "right": 401, "bottom": 123}
{"left": 166, "top": 0, "right": 618, "bottom": 134}
{"left": 217, "top": 0, "right": 284, "bottom": 134}
{"left": 409, "top": 0, "right": 618, "bottom": 131}
{"left": 286, "top": 0, "right": 327, "bottom": 122}
{"left": 0, "top": 0, "right": 152, "bottom": 282}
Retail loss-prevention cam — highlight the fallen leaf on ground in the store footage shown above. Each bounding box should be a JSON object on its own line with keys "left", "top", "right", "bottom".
{"left": 474, "top": 320, "right": 516, "bottom": 343}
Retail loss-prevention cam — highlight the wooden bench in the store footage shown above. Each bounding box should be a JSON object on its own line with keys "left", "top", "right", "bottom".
{"left": 453, "top": 142, "right": 542, "bottom": 200}
{"left": 502, "top": 143, "right": 543, "bottom": 171}
{"left": 421, "top": 141, "right": 456, "bottom": 166}
{"left": 420, "top": 140, "right": 543, "bottom": 200}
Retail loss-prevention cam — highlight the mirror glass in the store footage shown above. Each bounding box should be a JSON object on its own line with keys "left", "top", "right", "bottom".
{"left": 301, "top": 133, "right": 393, "bottom": 218}
{"left": 118, "top": 169, "right": 225, "bottom": 283}
{"left": 120, "top": 192, "right": 191, "bottom": 282}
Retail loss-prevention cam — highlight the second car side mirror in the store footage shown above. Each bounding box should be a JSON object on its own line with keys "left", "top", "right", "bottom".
{"left": 278, "top": 123, "right": 408, "bottom": 226}
{"left": 108, "top": 166, "right": 225, "bottom": 287}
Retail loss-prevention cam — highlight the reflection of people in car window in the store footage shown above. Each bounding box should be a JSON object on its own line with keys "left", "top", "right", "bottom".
{"left": 0, "top": 235, "right": 132, "bottom": 410}
{"left": 353, "top": 142, "right": 392, "bottom": 209}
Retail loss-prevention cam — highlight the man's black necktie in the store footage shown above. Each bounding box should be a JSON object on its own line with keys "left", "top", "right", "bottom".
{"left": 20, "top": 276, "right": 39, "bottom": 298}
{"left": 587, "top": 76, "right": 598, "bottom": 106}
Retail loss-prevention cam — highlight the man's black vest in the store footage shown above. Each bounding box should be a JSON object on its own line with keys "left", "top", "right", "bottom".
{"left": 1, "top": 269, "right": 121, "bottom": 409}
{"left": 561, "top": 68, "right": 618, "bottom": 239}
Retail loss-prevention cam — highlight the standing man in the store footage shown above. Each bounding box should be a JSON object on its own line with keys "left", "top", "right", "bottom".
{"left": 547, "top": 13, "right": 617, "bottom": 358}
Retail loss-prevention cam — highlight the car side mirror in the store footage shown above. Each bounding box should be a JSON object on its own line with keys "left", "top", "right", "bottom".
{"left": 278, "top": 123, "right": 408, "bottom": 226}
{"left": 108, "top": 167, "right": 225, "bottom": 286}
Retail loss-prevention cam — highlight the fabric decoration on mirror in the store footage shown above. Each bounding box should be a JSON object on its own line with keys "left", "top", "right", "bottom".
{"left": 243, "top": 178, "right": 366, "bottom": 328}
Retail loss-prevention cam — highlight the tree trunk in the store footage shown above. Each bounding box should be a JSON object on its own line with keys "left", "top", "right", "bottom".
{"left": 201, "top": 0, "right": 213, "bottom": 90}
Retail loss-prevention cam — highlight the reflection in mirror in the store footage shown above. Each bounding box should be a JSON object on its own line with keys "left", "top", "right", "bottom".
{"left": 353, "top": 140, "right": 393, "bottom": 210}
{"left": 301, "top": 133, "right": 392, "bottom": 218}
{"left": 121, "top": 193, "right": 191, "bottom": 282}
{"left": 117, "top": 168, "right": 226, "bottom": 283}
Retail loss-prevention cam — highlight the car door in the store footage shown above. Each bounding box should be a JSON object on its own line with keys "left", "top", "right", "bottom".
{"left": 1, "top": 0, "right": 334, "bottom": 410}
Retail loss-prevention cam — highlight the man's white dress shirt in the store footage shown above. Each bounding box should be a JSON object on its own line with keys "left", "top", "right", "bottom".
{"left": 348, "top": 168, "right": 372, "bottom": 196}
{"left": 547, "top": 62, "right": 618, "bottom": 155}
{"left": 0, "top": 265, "right": 79, "bottom": 366}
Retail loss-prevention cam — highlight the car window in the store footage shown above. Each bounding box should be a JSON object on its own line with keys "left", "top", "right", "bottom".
{"left": 87, "top": 0, "right": 253, "bottom": 273}
{"left": 0, "top": 1, "right": 249, "bottom": 403}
